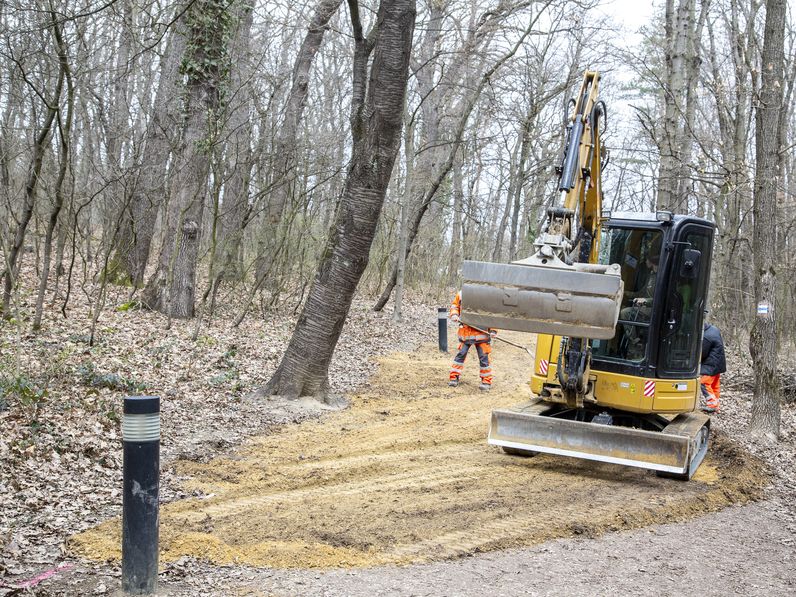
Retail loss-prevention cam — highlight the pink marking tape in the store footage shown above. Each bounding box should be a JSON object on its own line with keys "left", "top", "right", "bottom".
{"left": 12, "top": 562, "right": 74, "bottom": 589}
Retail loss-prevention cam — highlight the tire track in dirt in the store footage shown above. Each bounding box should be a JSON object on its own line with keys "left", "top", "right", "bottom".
{"left": 70, "top": 332, "right": 767, "bottom": 569}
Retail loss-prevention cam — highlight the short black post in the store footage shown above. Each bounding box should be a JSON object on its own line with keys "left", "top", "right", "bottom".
{"left": 438, "top": 307, "right": 448, "bottom": 353}
{"left": 121, "top": 396, "right": 160, "bottom": 595}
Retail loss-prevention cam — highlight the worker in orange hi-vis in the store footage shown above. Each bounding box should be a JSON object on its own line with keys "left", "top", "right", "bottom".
{"left": 700, "top": 312, "right": 726, "bottom": 414}
{"left": 448, "top": 290, "right": 497, "bottom": 391}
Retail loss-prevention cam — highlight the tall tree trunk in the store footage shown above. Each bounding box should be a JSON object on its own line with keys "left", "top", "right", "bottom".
{"left": 393, "top": 113, "right": 414, "bottom": 322}
{"left": 706, "top": 1, "right": 757, "bottom": 339}
{"left": 657, "top": 0, "right": 695, "bottom": 212}
{"left": 1, "top": 16, "right": 65, "bottom": 314}
{"left": 671, "top": 0, "right": 710, "bottom": 213}
{"left": 749, "top": 0, "right": 785, "bottom": 438}
{"left": 142, "top": 0, "right": 228, "bottom": 319}
{"left": 492, "top": 136, "right": 521, "bottom": 262}
{"left": 448, "top": 149, "right": 464, "bottom": 285}
{"left": 211, "top": 0, "right": 255, "bottom": 290}
{"left": 33, "top": 14, "right": 74, "bottom": 330}
{"left": 261, "top": 0, "right": 416, "bottom": 402}
{"left": 108, "top": 11, "right": 187, "bottom": 286}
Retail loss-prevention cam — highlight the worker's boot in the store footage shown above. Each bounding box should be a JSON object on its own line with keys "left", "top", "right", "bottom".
{"left": 700, "top": 391, "right": 719, "bottom": 414}
{"left": 448, "top": 378, "right": 459, "bottom": 387}
{"left": 479, "top": 383, "right": 491, "bottom": 392}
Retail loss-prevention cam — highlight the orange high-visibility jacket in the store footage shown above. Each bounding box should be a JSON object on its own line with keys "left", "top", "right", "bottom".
{"left": 450, "top": 291, "right": 497, "bottom": 342}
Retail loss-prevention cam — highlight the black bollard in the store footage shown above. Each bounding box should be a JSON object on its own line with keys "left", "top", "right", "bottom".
{"left": 438, "top": 307, "right": 448, "bottom": 353}
{"left": 121, "top": 396, "right": 160, "bottom": 595}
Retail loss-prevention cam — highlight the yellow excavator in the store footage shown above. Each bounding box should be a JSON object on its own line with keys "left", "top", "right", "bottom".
{"left": 461, "top": 71, "right": 713, "bottom": 480}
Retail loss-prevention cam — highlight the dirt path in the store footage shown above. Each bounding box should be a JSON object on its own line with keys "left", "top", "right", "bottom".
{"left": 218, "top": 499, "right": 795, "bottom": 596}
{"left": 71, "top": 333, "right": 765, "bottom": 572}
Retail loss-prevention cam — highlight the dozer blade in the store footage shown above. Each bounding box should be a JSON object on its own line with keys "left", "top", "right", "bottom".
{"left": 488, "top": 399, "right": 710, "bottom": 478}
{"left": 461, "top": 260, "right": 623, "bottom": 340}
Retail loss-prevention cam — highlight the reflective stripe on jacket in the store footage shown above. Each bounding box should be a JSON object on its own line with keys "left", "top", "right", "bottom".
{"left": 450, "top": 291, "right": 496, "bottom": 342}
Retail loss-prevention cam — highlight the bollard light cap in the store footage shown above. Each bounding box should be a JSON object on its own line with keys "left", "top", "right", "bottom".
{"left": 124, "top": 395, "right": 160, "bottom": 415}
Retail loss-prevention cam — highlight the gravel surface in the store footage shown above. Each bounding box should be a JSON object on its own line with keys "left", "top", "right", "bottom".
{"left": 26, "top": 499, "right": 795, "bottom": 596}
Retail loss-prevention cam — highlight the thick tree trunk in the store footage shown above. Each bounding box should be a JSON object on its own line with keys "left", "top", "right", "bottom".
{"left": 261, "top": 0, "right": 416, "bottom": 401}
{"left": 142, "top": 0, "right": 227, "bottom": 319}
{"left": 749, "top": 0, "right": 785, "bottom": 438}
{"left": 108, "top": 14, "right": 187, "bottom": 286}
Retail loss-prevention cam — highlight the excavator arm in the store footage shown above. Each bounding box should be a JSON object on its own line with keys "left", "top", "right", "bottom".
{"left": 461, "top": 71, "right": 622, "bottom": 407}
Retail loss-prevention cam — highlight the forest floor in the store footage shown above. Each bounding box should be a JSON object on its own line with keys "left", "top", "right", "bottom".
{"left": 1, "top": 271, "right": 795, "bottom": 596}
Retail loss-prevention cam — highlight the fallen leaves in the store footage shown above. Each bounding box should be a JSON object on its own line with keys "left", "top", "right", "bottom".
{"left": 0, "top": 260, "right": 438, "bottom": 585}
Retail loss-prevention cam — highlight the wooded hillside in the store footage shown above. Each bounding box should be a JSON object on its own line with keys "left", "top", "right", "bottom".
{"left": 1, "top": 0, "right": 794, "bottom": 406}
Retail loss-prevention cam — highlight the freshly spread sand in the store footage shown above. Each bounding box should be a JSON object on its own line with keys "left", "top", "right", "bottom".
{"left": 71, "top": 333, "right": 766, "bottom": 569}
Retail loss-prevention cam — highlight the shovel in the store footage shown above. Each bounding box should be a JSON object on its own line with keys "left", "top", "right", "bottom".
{"left": 460, "top": 260, "right": 623, "bottom": 340}
{"left": 461, "top": 321, "right": 534, "bottom": 357}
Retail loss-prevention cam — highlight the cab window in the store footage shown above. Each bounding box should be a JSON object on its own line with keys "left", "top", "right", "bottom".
{"left": 593, "top": 227, "right": 662, "bottom": 363}
{"left": 659, "top": 227, "right": 712, "bottom": 375}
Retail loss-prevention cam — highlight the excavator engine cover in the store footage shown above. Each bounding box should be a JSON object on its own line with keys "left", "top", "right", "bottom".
{"left": 461, "top": 260, "right": 623, "bottom": 340}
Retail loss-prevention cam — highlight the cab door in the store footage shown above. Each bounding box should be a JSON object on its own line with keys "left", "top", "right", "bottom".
{"left": 656, "top": 224, "right": 714, "bottom": 380}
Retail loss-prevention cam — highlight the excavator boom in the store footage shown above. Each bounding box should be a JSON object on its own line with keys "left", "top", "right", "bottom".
{"left": 461, "top": 71, "right": 618, "bottom": 340}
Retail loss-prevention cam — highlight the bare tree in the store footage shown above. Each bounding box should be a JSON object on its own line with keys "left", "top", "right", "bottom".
{"left": 206, "top": 0, "right": 256, "bottom": 306}
{"left": 252, "top": 0, "right": 344, "bottom": 284}
{"left": 373, "top": 2, "right": 553, "bottom": 311}
{"left": 656, "top": 0, "right": 710, "bottom": 212}
{"left": 260, "top": 0, "right": 416, "bottom": 401}
{"left": 108, "top": 7, "right": 188, "bottom": 287}
{"left": 33, "top": 9, "right": 74, "bottom": 330}
{"left": 142, "top": 0, "right": 230, "bottom": 319}
{"left": 1, "top": 6, "right": 66, "bottom": 315}
{"left": 749, "top": 0, "right": 785, "bottom": 438}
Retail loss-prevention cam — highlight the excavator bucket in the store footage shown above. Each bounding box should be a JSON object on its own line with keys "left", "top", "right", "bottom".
{"left": 488, "top": 399, "right": 711, "bottom": 480}
{"left": 460, "top": 260, "right": 624, "bottom": 340}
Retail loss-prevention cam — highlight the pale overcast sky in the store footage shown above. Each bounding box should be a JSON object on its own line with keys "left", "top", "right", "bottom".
{"left": 597, "top": 0, "right": 657, "bottom": 44}
{"left": 600, "top": 0, "right": 660, "bottom": 38}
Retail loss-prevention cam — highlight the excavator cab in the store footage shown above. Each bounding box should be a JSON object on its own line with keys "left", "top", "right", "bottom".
{"left": 591, "top": 212, "right": 713, "bottom": 382}
{"left": 530, "top": 212, "right": 715, "bottom": 412}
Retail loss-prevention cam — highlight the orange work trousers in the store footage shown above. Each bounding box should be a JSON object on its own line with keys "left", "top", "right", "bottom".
{"left": 450, "top": 341, "right": 493, "bottom": 385}
{"left": 700, "top": 374, "right": 720, "bottom": 410}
